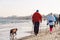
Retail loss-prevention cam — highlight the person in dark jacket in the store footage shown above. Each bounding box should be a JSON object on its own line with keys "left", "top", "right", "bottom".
{"left": 32, "top": 10, "right": 42, "bottom": 36}
{"left": 54, "top": 15, "right": 58, "bottom": 27}
{"left": 58, "top": 14, "right": 60, "bottom": 26}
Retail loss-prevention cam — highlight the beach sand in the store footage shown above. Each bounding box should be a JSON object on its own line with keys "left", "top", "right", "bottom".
{"left": 18, "top": 25, "right": 60, "bottom": 40}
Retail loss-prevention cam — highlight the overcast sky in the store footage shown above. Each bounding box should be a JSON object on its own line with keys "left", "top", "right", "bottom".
{"left": 0, "top": 0, "right": 60, "bottom": 17}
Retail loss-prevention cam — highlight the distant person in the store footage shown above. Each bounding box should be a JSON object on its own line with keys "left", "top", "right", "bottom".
{"left": 54, "top": 15, "right": 58, "bottom": 27}
{"left": 47, "top": 13, "right": 55, "bottom": 34}
{"left": 32, "top": 10, "right": 42, "bottom": 36}
{"left": 58, "top": 14, "right": 60, "bottom": 26}
{"left": 10, "top": 28, "right": 18, "bottom": 40}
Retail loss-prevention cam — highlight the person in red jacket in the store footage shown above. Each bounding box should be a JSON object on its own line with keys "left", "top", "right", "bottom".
{"left": 32, "top": 10, "right": 42, "bottom": 36}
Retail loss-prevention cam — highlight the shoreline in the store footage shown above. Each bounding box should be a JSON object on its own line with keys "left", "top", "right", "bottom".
{"left": 17, "top": 27, "right": 49, "bottom": 40}
{"left": 17, "top": 25, "right": 60, "bottom": 40}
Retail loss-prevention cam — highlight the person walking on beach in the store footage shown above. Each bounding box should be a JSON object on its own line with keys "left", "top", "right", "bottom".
{"left": 47, "top": 13, "right": 55, "bottom": 34}
{"left": 54, "top": 15, "right": 58, "bottom": 27}
{"left": 58, "top": 14, "right": 60, "bottom": 27}
{"left": 32, "top": 10, "right": 42, "bottom": 36}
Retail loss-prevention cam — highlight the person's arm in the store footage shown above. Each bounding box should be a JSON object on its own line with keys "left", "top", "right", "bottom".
{"left": 53, "top": 16, "right": 56, "bottom": 22}
{"left": 47, "top": 16, "right": 49, "bottom": 25}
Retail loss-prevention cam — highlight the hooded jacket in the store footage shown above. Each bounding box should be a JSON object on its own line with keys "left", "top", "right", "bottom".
{"left": 47, "top": 15, "right": 56, "bottom": 25}
{"left": 32, "top": 12, "right": 42, "bottom": 23}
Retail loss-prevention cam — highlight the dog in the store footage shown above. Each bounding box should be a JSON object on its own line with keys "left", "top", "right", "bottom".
{"left": 10, "top": 28, "right": 18, "bottom": 40}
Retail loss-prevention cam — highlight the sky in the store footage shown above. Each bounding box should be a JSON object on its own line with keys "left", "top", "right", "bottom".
{"left": 0, "top": 0, "right": 60, "bottom": 17}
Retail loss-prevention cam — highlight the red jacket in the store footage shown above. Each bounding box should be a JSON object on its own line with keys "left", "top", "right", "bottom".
{"left": 32, "top": 12, "right": 42, "bottom": 22}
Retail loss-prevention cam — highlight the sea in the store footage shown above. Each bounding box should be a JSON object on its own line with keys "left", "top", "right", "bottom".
{"left": 0, "top": 19, "right": 48, "bottom": 40}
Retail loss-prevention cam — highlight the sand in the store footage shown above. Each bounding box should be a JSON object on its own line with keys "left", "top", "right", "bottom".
{"left": 18, "top": 25, "right": 60, "bottom": 40}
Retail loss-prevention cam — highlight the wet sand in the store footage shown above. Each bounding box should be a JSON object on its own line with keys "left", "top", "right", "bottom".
{"left": 18, "top": 25, "right": 60, "bottom": 40}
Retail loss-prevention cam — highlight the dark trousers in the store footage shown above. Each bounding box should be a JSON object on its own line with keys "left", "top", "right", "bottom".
{"left": 49, "top": 25, "right": 53, "bottom": 32}
{"left": 33, "top": 22, "right": 39, "bottom": 36}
